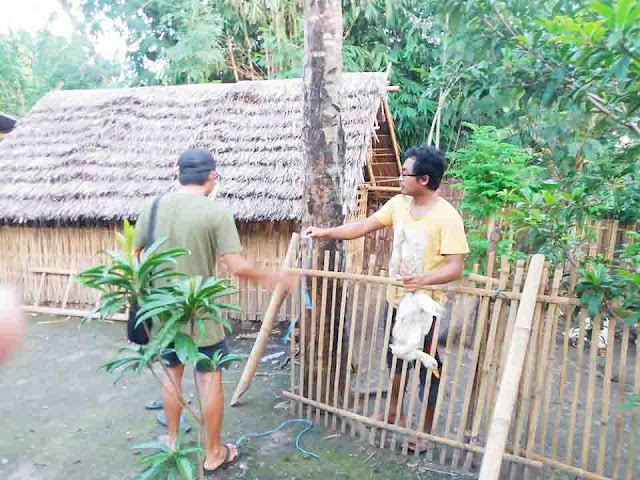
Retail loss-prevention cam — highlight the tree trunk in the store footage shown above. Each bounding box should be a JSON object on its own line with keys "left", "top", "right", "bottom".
{"left": 302, "top": 0, "right": 347, "bottom": 409}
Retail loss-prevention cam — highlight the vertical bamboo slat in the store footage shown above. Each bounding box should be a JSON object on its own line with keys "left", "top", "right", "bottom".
{"left": 315, "top": 250, "right": 331, "bottom": 424}
{"left": 331, "top": 276, "right": 350, "bottom": 431}
{"left": 324, "top": 251, "right": 341, "bottom": 428}
{"left": 307, "top": 248, "right": 319, "bottom": 420}
{"left": 596, "top": 312, "right": 617, "bottom": 474}
{"left": 439, "top": 291, "right": 474, "bottom": 466}
{"left": 624, "top": 340, "right": 640, "bottom": 480}
{"left": 370, "top": 290, "right": 394, "bottom": 445}
{"left": 360, "top": 281, "right": 386, "bottom": 424}
{"left": 581, "top": 314, "right": 603, "bottom": 470}
{"left": 341, "top": 269, "right": 363, "bottom": 433}
{"left": 565, "top": 308, "right": 588, "bottom": 465}
{"left": 351, "top": 258, "right": 377, "bottom": 434}
{"left": 612, "top": 324, "right": 630, "bottom": 478}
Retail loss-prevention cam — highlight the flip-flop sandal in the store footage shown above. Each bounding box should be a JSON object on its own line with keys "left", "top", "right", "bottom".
{"left": 156, "top": 412, "right": 192, "bottom": 433}
{"left": 204, "top": 444, "right": 238, "bottom": 475}
{"left": 145, "top": 395, "right": 194, "bottom": 410}
{"left": 145, "top": 400, "right": 163, "bottom": 410}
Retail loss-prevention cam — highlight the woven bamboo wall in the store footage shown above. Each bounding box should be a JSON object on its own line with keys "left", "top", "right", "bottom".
{"left": 0, "top": 221, "right": 297, "bottom": 321}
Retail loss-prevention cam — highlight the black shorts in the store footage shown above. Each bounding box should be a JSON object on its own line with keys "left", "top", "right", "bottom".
{"left": 162, "top": 339, "right": 229, "bottom": 373}
{"left": 385, "top": 305, "right": 442, "bottom": 406}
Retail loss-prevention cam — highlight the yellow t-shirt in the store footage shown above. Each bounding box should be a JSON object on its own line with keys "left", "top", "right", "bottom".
{"left": 374, "top": 194, "right": 469, "bottom": 306}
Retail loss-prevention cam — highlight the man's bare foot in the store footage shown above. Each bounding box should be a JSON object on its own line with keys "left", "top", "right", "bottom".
{"left": 158, "top": 435, "right": 176, "bottom": 449}
{"left": 204, "top": 444, "right": 238, "bottom": 473}
{"left": 407, "top": 437, "right": 429, "bottom": 453}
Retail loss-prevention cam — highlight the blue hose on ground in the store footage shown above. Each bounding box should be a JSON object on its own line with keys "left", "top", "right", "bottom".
{"left": 235, "top": 418, "right": 320, "bottom": 459}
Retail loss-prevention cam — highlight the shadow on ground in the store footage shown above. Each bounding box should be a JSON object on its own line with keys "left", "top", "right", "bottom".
{"left": 0, "top": 316, "right": 477, "bottom": 480}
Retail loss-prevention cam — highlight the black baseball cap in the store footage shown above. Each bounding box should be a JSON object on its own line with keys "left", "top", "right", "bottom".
{"left": 177, "top": 149, "right": 216, "bottom": 184}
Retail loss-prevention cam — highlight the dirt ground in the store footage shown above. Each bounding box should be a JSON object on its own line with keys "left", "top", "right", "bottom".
{"left": 0, "top": 315, "right": 477, "bottom": 480}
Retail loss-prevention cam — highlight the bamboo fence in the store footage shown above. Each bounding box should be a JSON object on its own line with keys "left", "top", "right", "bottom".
{"left": 284, "top": 237, "right": 640, "bottom": 479}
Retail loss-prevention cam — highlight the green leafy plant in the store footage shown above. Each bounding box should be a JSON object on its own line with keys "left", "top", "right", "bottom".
{"left": 133, "top": 438, "right": 202, "bottom": 480}
{"left": 77, "top": 220, "right": 245, "bottom": 479}
{"left": 506, "top": 187, "right": 584, "bottom": 266}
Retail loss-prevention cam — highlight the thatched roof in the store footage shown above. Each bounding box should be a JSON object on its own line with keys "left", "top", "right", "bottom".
{"left": 0, "top": 73, "right": 387, "bottom": 225}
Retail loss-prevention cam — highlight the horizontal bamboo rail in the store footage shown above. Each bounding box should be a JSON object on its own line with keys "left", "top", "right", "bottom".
{"left": 283, "top": 391, "right": 543, "bottom": 469}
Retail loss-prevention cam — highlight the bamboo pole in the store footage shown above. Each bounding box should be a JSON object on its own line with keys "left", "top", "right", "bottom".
{"left": 360, "top": 280, "right": 386, "bottom": 426}
{"left": 549, "top": 279, "right": 579, "bottom": 474}
{"left": 478, "top": 254, "right": 545, "bottom": 480}
{"left": 612, "top": 323, "right": 629, "bottom": 478}
{"left": 307, "top": 247, "right": 319, "bottom": 420}
{"left": 524, "top": 268, "right": 563, "bottom": 459}
{"left": 331, "top": 275, "right": 350, "bottom": 431}
{"left": 351, "top": 257, "right": 377, "bottom": 434}
{"left": 284, "top": 268, "right": 572, "bottom": 304}
{"left": 298, "top": 264, "right": 308, "bottom": 418}
{"left": 414, "top": 315, "right": 441, "bottom": 457}
{"left": 402, "top": 358, "right": 424, "bottom": 455}
{"left": 452, "top": 280, "right": 492, "bottom": 469}
{"left": 496, "top": 260, "right": 525, "bottom": 390}
{"left": 282, "top": 391, "right": 544, "bottom": 469}
{"left": 428, "top": 292, "right": 462, "bottom": 463}
{"left": 565, "top": 308, "right": 588, "bottom": 466}
{"left": 324, "top": 250, "right": 340, "bottom": 428}
{"left": 509, "top": 265, "right": 548, "bottom": 478}
{"left": 381, "top": 96, "right": 401, "bottom": 172}
{"left": 380, "top": 354, "right": 399, "bottom": 448}
{"left": 315, "top": 250, "right": 330, "bottom": 424}
{"left": 22, "top": 305, "right": 127, "bottom": 321}
{"left": 527, "top": 452, "right": 611, "bottom": 480}
{"left": 596, "top": 311, "right": 616, "bottom": 475}
{"left": 288, "top": 267, "right": 300, "bottom": 415}
{"left": 389, "top": 360, "right": 409, "bottom": 451}
{"left": 580, "top": 313, "right": 603, "bottom": 470}
{"left": 464, "top": 257, "right": 509, "bottom": 469}
{"left": 230, "top": 233, "right": 299, "bottom": 406}
{"left": 369, "top": 288, "right": 394, "bottom": 445}
{"left": 624, "top": 339, "right": 640, "bottom": 480}
{"left": 536, "top": 268, "right": 564, "bottom": 462}
{"left": 439, "top": 291, "right": 474, "bottom": 465}
{"left": 341, "top": 267, "right": 363, "bottom": 433}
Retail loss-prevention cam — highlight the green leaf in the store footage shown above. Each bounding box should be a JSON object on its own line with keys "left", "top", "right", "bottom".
{"left": 174, "top": 332, "right": 199, "bottom": 365}
{"left": 587, "top": 295, "right": 603, "bottom": 316}
{"left": 132, "top": 441, "right": 173, "bottom": 452}
{"left": 590, "top": 1, "right": 615, "bottom": 24}
{"left": 176, "top": 456, "right": 195, "bottom": 480}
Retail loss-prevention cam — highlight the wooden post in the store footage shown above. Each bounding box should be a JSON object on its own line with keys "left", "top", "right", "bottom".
{"left": 230, "top": 233, "right": 299, "bottom": 406}
{"left": 478, "top": 254, "right": 545, "bottom": 480}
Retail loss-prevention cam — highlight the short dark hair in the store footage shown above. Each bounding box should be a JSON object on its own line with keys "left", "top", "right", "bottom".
{"left": 177, "top": 149, "right": 216, "bottom": 186}
{"left": 402, "top": 146, "right": 447, "bottom": 190}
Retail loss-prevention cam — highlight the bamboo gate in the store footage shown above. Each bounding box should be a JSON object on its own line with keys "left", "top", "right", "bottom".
{"left": 281, "top": 235, "right": 640, "bottom": 479}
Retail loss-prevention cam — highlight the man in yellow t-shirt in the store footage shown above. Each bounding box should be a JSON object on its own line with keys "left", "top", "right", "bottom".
{"left": 303, "top": 146, "right": 469, "bottom": 443}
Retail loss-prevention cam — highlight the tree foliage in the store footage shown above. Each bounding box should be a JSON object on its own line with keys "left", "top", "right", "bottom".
{"left": 0, "top": 30, "right": 119, "bottom": 116}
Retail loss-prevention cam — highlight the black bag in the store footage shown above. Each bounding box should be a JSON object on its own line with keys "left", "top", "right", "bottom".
{"left": 127, "top": 195, "right": 163, "bottom": 345}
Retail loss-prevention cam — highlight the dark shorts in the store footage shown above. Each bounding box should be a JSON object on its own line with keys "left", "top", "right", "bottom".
{"left": 162, "top": 339, "right": 229, "bottom": 373}
{"left": 385, "top": 305, "right": 442, "bottom": 406}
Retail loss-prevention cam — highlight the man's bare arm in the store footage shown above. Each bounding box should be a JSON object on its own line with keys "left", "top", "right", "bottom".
{"left": 221, "top": 253, "right": 295, "bottom": 289}
{"left": 301, "top": 215, "right": 386, "bottom": 241}
{"left": 401, "top": 254, "right": 465, "bottom": 293}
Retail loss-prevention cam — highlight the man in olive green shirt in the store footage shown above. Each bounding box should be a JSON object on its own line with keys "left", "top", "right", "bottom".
{"left": 134, "top": 149, "right": 292, "bottom": 473}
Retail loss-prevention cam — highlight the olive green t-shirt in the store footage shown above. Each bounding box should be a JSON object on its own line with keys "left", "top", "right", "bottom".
{"left": 133, "top": 191, "right": 243, "bottom": 346}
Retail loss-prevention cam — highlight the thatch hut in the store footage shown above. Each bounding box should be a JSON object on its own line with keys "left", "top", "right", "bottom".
{"left": 0, "top": 73, "right": 400, "bottom": 320}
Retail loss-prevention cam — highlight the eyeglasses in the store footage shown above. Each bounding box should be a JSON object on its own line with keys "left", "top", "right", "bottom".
{"left": 400, "top": 172, "right": 420, "bottom": 177}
